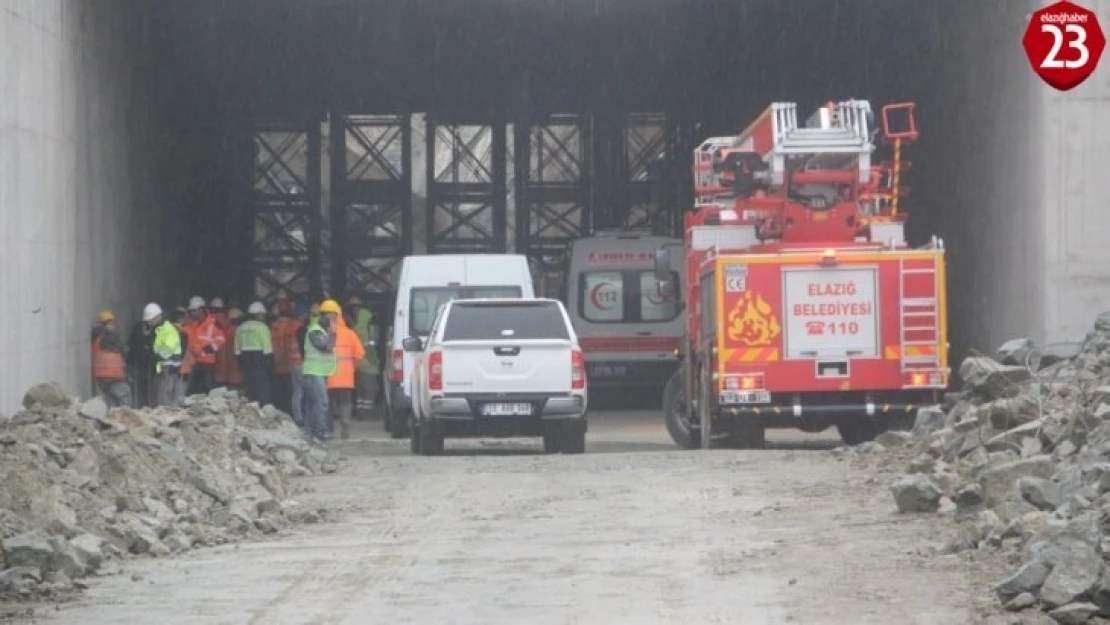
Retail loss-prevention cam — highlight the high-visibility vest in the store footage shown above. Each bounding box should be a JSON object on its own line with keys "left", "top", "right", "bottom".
{"left": 302, "top": 321, "right": 337, "bottom": 377}
{"left": 188, "top": 315, "right": 225, "bottom": 365}
{"left": 218, "top": 323, "right": 243, "bottom": 385}
{"left": 235, "top": 319, "right": 273, "bottom": 355}
{"left": 91, "top": 334, "right": 125, "bottom": 380}
{"left": 152, "top": 321, "right": 183, "bottom": 375}
{"left": 271, "top": 317, "right": 304, "bottom": 374}
{"left": 327, "top": 319, "right": 365, "bottom": 390}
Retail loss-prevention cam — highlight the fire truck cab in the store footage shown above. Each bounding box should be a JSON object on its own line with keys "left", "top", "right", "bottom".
{"left": 658, "top": 100, "right": 949, "bottom": 449}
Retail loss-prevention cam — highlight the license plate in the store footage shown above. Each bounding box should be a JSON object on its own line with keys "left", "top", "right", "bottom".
{"left": 482, "top": 402, "right": 533, "bottom": 416}
{"left": 719, "top": 390, "right": 771, "bottom": 405}
{"left": 589, "top": 365, "right": 628, "bottom": 377}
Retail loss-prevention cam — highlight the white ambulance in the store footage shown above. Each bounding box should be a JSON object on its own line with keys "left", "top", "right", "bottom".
{"left": 562, "top": 231, "right": 684, "bottom": 398}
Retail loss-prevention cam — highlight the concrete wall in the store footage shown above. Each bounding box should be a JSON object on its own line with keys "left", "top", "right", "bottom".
{"left": 1040, "top": 0, "right": 1110, "bottom": 351}
{"left": 0, "top": 1, "right": 172, "bottom": 412}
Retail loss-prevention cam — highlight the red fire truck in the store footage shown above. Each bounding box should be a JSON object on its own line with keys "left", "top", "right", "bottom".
{"left": 654, "top": 100, "right": 949, "bottom": 449}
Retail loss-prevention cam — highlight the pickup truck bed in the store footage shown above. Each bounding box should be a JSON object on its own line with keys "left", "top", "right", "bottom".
{"left": 408, "top": 298, "right": 588, "bottom": 455}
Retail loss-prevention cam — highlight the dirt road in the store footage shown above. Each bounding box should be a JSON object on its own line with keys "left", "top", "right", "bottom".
{"left": 35, "top": 410, "right": 980, "bottom": 625}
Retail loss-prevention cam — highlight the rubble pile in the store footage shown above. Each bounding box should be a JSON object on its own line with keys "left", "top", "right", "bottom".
{"left": 0, "top": 383, "right": 336, "bottom": 599}
{"left": 884, "top": 314, "right": 1110, "bottom": 623}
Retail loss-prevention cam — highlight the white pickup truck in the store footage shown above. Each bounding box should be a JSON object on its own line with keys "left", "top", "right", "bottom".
{"left": 404, "top": 298, "right": 588, "bottom": 455}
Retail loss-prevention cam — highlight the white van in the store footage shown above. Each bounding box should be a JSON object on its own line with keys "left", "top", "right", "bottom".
{"left": 563, "top": 231, "right": 685, "bottom": 398}
{"left": 383, "top": 254, "right": 535, "bottom": 437}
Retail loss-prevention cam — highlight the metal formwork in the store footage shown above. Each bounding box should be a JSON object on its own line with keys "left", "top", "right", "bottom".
{"left": 250, "top": 124, "right": 322, "bottom": 301}
{"left": 425, "top": 120, "right": 508, "bottom": 254}
{"left": 329, "top": 113, "right": 412, "bottom": 303}
{"left": 514, "top": 114, "right": 590, "bottom": 297}
{"left": 624, "top": 112, "right": 679, "bottom": 236}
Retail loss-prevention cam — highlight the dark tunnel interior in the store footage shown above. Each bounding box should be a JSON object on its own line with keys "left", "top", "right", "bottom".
{"left": 104, "top": 0, "right": 1036, "bottom": 371}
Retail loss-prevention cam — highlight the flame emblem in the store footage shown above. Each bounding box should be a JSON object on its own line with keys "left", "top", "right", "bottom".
{"left": 727, "top": 291, "right": 781, "bottom": 346}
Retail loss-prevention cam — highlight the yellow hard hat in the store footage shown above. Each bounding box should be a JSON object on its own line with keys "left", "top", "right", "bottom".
{"left": 346, "top": 295, "right": 362, "bottom": 306}
{"left": 97, "top": 309, "right": 115, "bottom": 323}
{"left": 319, "top": 299, "right": 342, "bottom": 315}
{"left": 228, "top": 307, "right": 244, "bottom": 320}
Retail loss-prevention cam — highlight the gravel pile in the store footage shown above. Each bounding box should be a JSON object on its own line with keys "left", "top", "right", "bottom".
{"left": 0, "top": 383, "right": 336, "bottom": 600}
{"left": 882, "top": 314, "right": 1110, "bottom": 624}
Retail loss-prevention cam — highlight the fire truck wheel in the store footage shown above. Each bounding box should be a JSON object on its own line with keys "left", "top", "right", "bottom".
{"left": 836, "top": 419, "right": 880, "bottom": 446}
{"left": 663, "top": 371, "right": 700, "bottom": 450}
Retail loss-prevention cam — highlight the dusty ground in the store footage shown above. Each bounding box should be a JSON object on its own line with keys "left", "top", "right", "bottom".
{"left": 20, "top": 409, "right": 996, "bottom": 625}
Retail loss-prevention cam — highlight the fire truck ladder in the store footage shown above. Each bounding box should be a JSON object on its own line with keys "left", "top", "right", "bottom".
{"left": 769, "top": 101, "right": 874, "bottom": 186}
{"left": 898, "top": 256, "right": 942, "bottom": 373}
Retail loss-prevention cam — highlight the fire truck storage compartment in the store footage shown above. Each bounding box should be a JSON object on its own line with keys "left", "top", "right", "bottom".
{"left": 781, "top": 266, "right": 879, "bottom": 360}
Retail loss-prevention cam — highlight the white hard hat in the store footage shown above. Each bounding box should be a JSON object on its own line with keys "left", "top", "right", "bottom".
{"left": 209, "top": 297, "right": 224, "bottom": 308}
{"left": 247, "top": 301, "right": 266, "bottom": 315}
{"left": 142, "top": 302, "right": 163, "bottom": 322}
{"left": 187, "top": 296, "right": 205, "bottom": 310}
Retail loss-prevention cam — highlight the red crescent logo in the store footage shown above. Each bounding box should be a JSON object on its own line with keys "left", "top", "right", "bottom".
{"left": 590, "top": 282, "right": 616, "bottom": 310}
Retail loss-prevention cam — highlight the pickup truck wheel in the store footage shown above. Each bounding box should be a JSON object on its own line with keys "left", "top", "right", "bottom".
{"left": 419, "top": 422, "right": 444, "bottom": 456}
{"left": 558, "top": 422, "right": 586, "bottom": 454}
{"left": 837, "top": 419, "right": 880, "bottom": 446}
{"left": 389, "top": 408, "right": 411, "bottom": 439}
{"left": 663, "top": 371, "right": 700, "bottom": 450}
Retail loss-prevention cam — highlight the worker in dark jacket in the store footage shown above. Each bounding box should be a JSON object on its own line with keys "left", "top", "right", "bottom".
{"left": 127, "top": 315, "right": 156, "bottom": 407}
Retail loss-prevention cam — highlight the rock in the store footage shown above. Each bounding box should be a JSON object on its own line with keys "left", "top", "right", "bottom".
{"left": 0, "top": 568, "right": 38, "bottom": 595}
{"left": 1047, "top": 602, "right": 1099, "bottom": 624}
{"left": 31, "top": 489, "right": 80, "bottom": 538}
{"left": 913, "top": 406, "right": 947, "bottom": 437}
{"left": 908, "top": 454, "right": 936, "bottom": 474}
{"left": 1039, "top": 544, "right": 1104, "bottom": 608}
{"left": 68, "top": 534, "right": 105, "bottom": 572}
{"left": 1005, "top": 592, "right": 1037, "bottom": 611}
{"left": 875, "top": 430, "right": 912, "bottom": 448}
{"left": 22, "top": 382, "right": 73, "bottom": 410}
{"left": 142, "top": 498, "right": 174, "bottom": 523}
{"left": 960, "top": 356, "right": 1034, "bottom": 399}
{"left": 2, "top": 531, "right": 56, "bottom": 572}
{"left": 955, "top": 483, "right": 986, "bottom": 520}
{"left": 46, "top": 537, "right": 84, "bottom": 578}
{"left": 996, "top": 561, "right": 1053, "bottom": 600}
{"left": 78, "top": 397, "right": 109, "bottom": 422}
{"left": 989, "top": 394, "right": 1042, "bottom": 430}
{"left": 998, "top": 338, "right": 1041, "bottom": 368}
{"left": 890, "top": 474, "right": 943, "bottom": 513}
{"left": 1024, "top": 436, "right": 1046, "bottom": 458}
{"left": 981, "top": 456, "right": 1055, "bottom": 507}
{"left": 1020, "top": 477, "right": 1065, "bottom": 511}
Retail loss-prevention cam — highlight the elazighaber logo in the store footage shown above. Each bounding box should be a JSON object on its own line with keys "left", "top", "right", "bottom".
{"left": 1023, "top": 0, "right": 1105, "bottom": 91}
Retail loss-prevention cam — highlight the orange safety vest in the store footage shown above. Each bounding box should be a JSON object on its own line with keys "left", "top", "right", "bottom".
{"left": 327, "top": 319, "right": 365, "bottom": 390}
{"left": 91, "top": 334, "right": 126, "bottom": 380}
{"left": 187, "top": 315, "right": 225, "bottom": 366}
{"left": 271, "top": 317, "right": 305, "bottom": 375}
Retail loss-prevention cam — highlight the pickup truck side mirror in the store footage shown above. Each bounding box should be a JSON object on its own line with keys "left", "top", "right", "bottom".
{"left": 402, "top": 336, "right": 423, "bottom": 352}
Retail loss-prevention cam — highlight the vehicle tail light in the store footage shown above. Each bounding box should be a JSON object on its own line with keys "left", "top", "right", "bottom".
{"left": 429, "top": 351, "right": 443, "bottom": 391}
{"left": 392, "top": 349, "right": 404, "bottom": 383}
{"left": 903, "top": 371, "right": 946, "bottom": 387}
{"left": 724, "top": 373, "right": 765, "bottom": 390}
{"left": 571, "top": 350, "right": 585, "bottom": 390}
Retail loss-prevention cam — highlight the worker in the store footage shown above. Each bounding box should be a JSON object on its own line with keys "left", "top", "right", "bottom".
{"left": 90, "top": 310, "right": 131, "bottom": 407}
{"left": 211, "top": 297, "right": 233, "bottom": 389}
{"left": 290, "top": 303, "right": 318, "bottom": 428}
{"left": 345, "top": 296, "right": 380, "bottom": 416}
{"left": 328, "top": 302, "right": 365, "bottom": 440}
{"left": 126, "top": 312, "right": 156, "bottom": 407}
{"left": 235, "top": 302, "right": 274, "bottom": 405}
{"left": 269, "top": 295, "right": 299, "bottom": 413}
{"left": 146, "top": 303, "right": 183, "bottom": 407}
{"left": 185, "top": 295, "right": 225, "bottom": 395}
{"left": 171, "top": 306, "right": 193, "bottom": 406}
{"left": 302, "top": 300, "right": 338, "bottom": 441}
{"left": 224, "top": 307, "right": 245, "bottom": 391}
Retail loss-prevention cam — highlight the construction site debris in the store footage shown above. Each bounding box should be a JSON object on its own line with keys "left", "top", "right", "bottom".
{"left": 0, "top": 384, "right": 336, "bottom": 600}
{"left": 883, "top": 316, "right": 1110, "bottom": 623}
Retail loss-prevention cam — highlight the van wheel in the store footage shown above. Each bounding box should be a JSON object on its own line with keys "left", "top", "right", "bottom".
{"left": 390, "top": 408, "right": 411, "bottom": 439}
{"left": 558, "top": 422, "right": 586, "bottom": 454}
{"left": 419, "top": 422, "right": 444, "bottom": 456}
{"left": 837, "top": 419, "right": 880, "bottom": 446}
{"left": 663, "top": 371, "right": 700, "bottom": 450}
